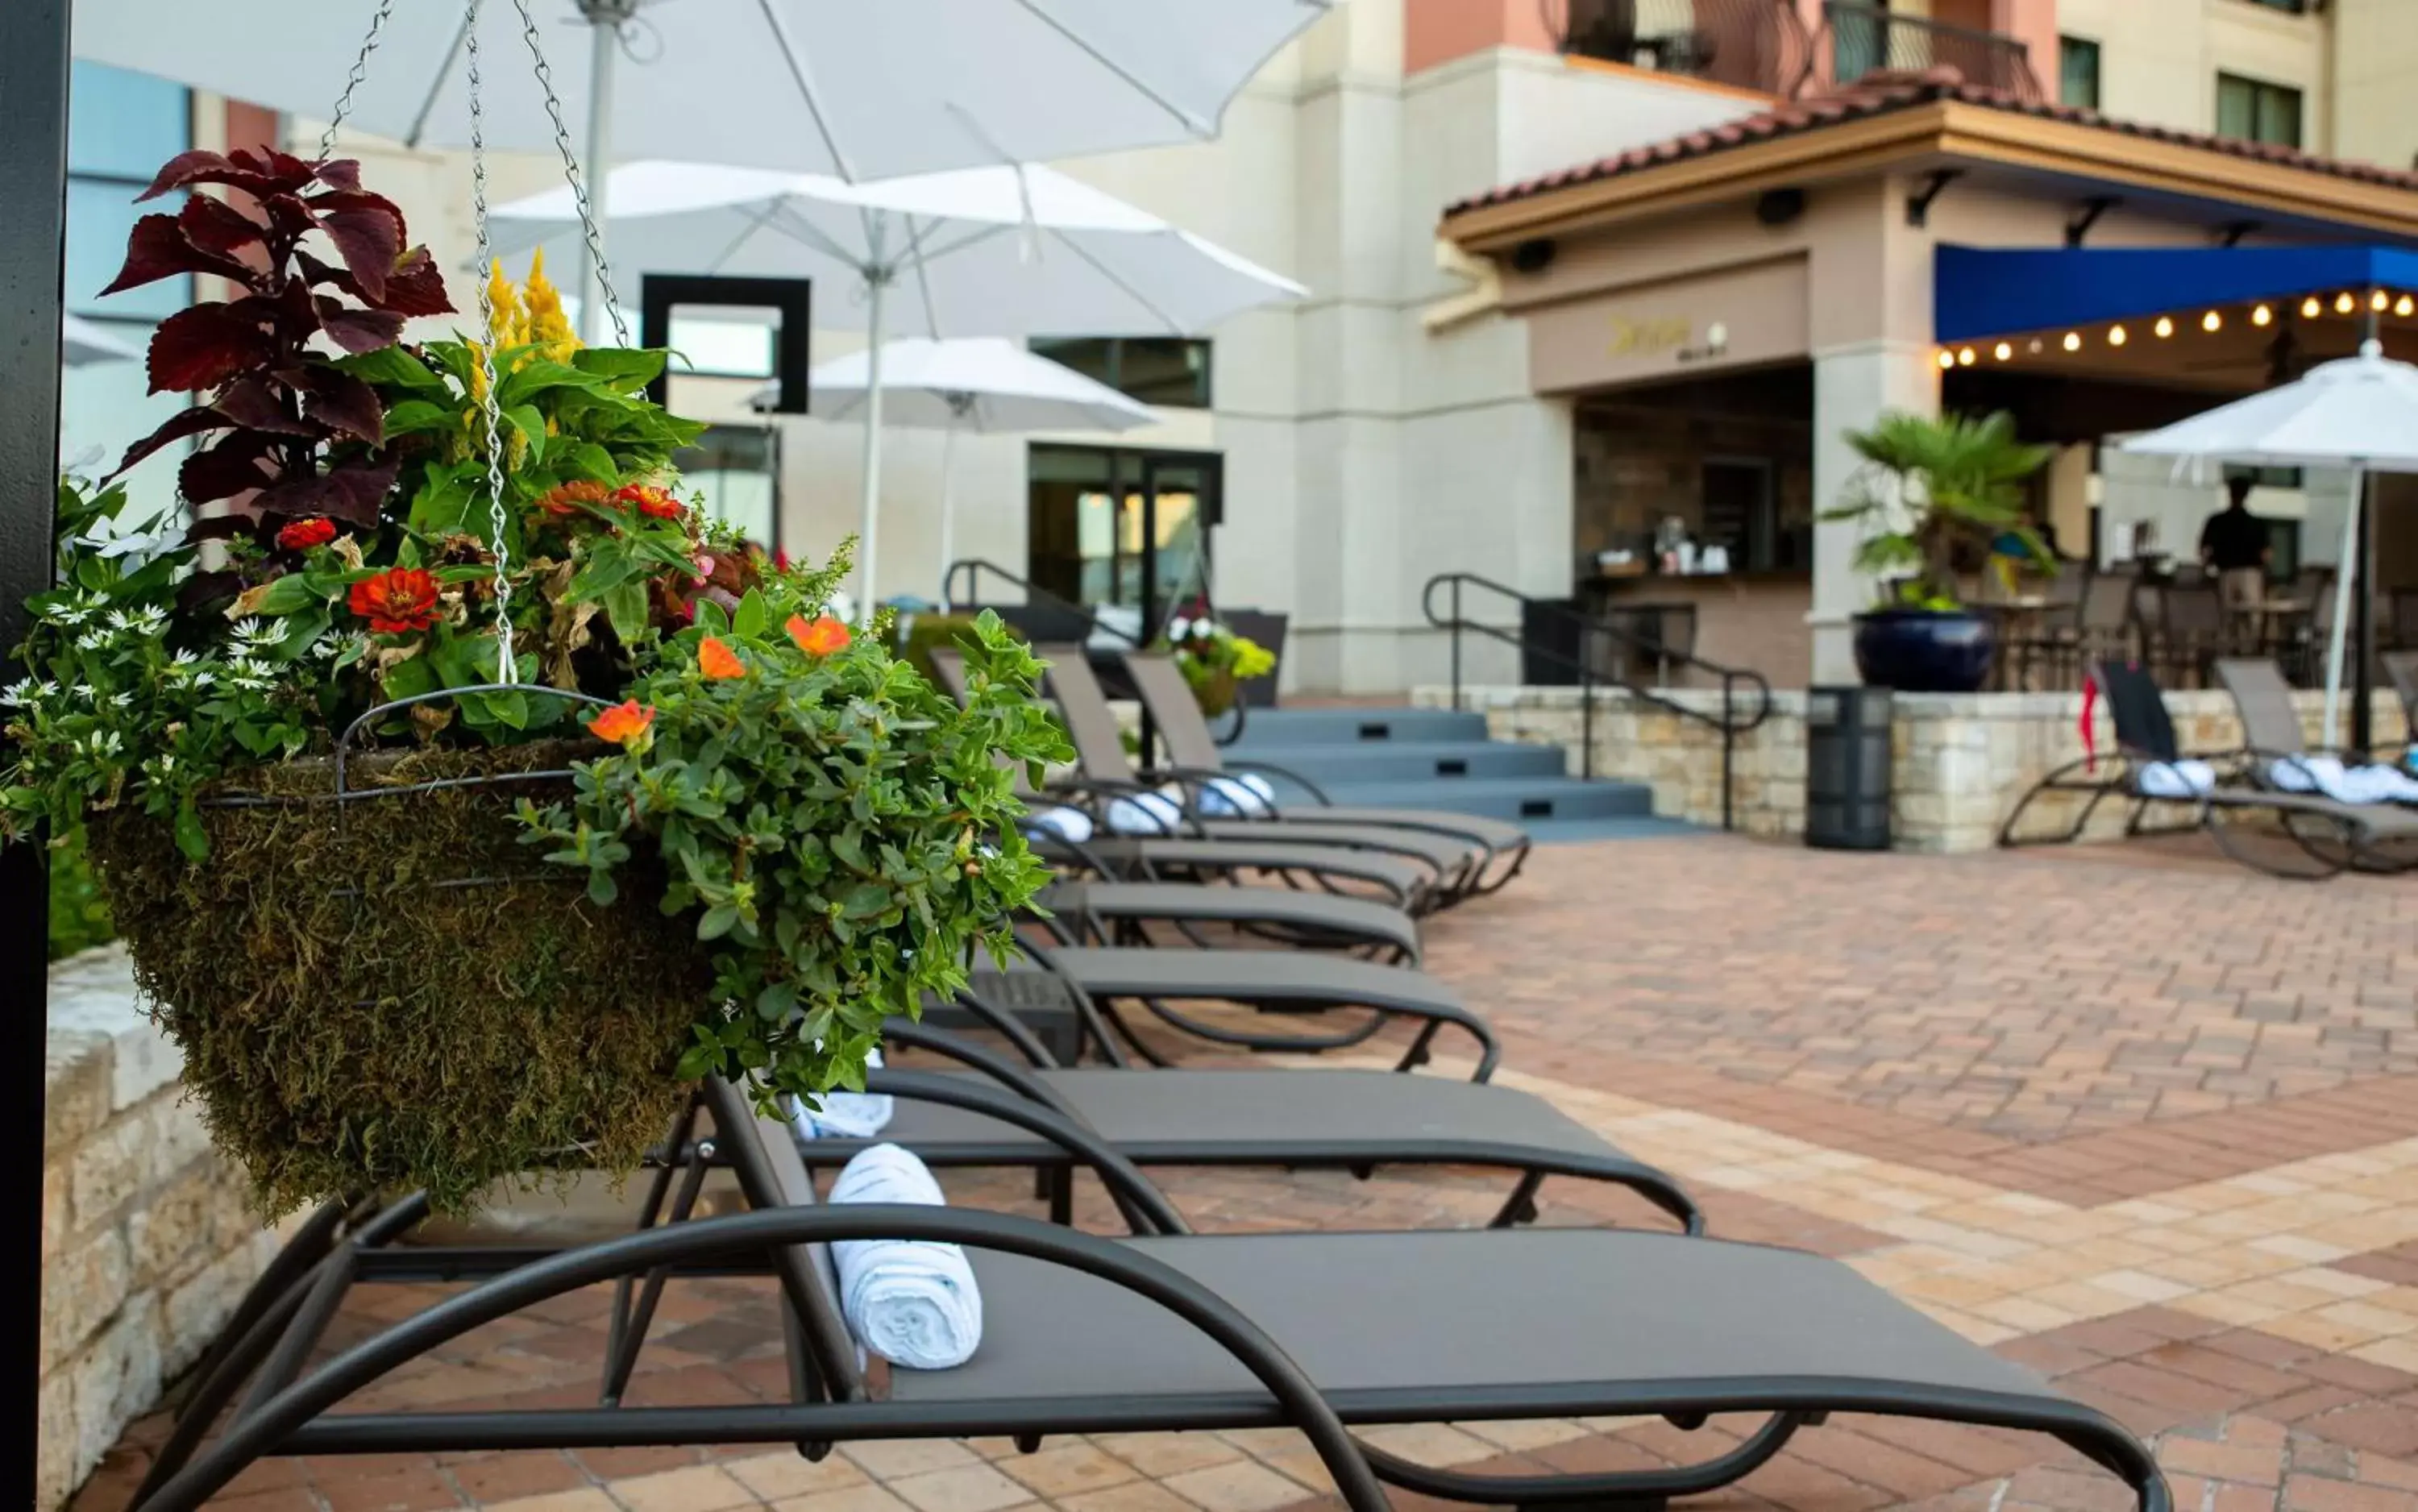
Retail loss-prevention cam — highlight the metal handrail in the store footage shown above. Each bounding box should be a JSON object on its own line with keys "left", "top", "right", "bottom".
{"left": 1422, "top": 571, "right": 1773, "bottom": 831}
{"left": 942, "top": 559, "right": 1144, "bottom": 646}
{"left": 1817, "top": 0, "right": 2042, "bottom": 100}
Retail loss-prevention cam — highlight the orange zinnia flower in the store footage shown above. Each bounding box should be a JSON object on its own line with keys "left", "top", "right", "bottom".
{"left": 785, "top": 614, "right": 850, "bottom": 656}
{"left": 537, "top": 480, "right": 613, "bottom": 518}
{"left": 697, "top": 636, "right": 746, "bottom": 680}
{"left": 347, "top": 567, "right": 441, "bottom": 634}
{"left": 585, "top": 699, "right": 656, "bottom": 750}
{"left": 613, "top": 483, "right": 685, "bottom": 521}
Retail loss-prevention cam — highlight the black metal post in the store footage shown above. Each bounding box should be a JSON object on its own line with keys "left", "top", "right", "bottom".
{"left": 1581, "top": 671, "right": 1595, "bottom": 781}
{"left": 0, "top": 1, "right": 69, "bottom": 1501}
{"left": 1721, "top": 675, "right": 1737, "bottom": 833}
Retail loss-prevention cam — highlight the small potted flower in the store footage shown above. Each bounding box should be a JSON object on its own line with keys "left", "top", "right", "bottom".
{"left": 1156, "top": 610, "right": 1277, "bottom": 717}
{"left": 2, "top": 148, "right": 1067, "bottom": 1216}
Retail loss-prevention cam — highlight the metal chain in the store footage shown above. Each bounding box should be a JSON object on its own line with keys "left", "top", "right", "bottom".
{"left": 511, "top": 0, "right": 632, "bottom": 347}
{"left": 464, "top": 0, "right": 519, "bottom": 683}
{"left": 317, "top": 0, "right": 397, "bottom": 162}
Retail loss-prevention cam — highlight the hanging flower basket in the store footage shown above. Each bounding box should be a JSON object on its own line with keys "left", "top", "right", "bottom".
{"left": 1158, "top": 612, "right": 1275, "bottom": 718}
{"left": 4, "top": 149, "right": 1070, "bottom": 1217}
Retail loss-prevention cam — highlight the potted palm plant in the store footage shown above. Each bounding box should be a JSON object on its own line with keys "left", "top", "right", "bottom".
{"left": 1823, "top": 409, "right": 2052, "bottom": 693}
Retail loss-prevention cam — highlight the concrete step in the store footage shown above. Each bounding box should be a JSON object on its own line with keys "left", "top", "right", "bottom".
{"left": 1304, "top": 776, "right": 1655, "bottom": 824}
{"left": 1228, "top": 707, "right": 1489, "bottom": 747}
{"left": 1236, "top": 739, "right": 1566, "bottom": 786}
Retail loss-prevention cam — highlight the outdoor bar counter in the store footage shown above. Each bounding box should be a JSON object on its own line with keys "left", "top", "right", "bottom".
{"left": 1581, "top": 570, "right": 1812, "bottom": 692}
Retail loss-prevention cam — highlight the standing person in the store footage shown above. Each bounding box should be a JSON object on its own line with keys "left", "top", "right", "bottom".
{"left": 2200, "top": 476, "right": 2272, "bottom": 647}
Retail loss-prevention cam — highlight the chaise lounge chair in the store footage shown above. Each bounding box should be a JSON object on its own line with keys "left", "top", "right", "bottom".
{"left": 2000, "top": 659, "right": 2418, "bottom": 878}
{"left": 1119, "top": 648, "right": 1533, "bottom": 895}
{"left": 1032, "top": 646, "right": 1492, "bottom": 903}
{"left": 140, "top": 1081, "right": 2173, "bottom": 1512}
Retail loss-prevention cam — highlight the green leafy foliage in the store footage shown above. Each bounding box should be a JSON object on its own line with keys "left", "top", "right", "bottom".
{"left": 1821, "top": 409, "right": 2053, "bottom": 612}
{"left": 519, "top": 603, "right": 1070, "bottom": 1108}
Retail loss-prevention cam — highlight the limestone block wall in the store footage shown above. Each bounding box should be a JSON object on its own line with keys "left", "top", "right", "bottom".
{"left": 42, "top": 946, "right": 283, "bottom": 1510}
{"left": 1417, "top": 686, "right": 2413, "bottom": 853}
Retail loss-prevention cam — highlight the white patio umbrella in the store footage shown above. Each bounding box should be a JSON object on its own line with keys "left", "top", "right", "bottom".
{"left": 754, "top": 337, "right": 1158, "bottom": 601}
{"left": 491, "top": 161, "right": 1302, "bottom": 609}
{"left": 60, "top": 315, "right": 140, "bottom": 367}
{"left": 2122, "top": 338, "right": 2418, "bottom": 742}
{"left": 73, "top": 0, "right": 1335, "bottom": 341}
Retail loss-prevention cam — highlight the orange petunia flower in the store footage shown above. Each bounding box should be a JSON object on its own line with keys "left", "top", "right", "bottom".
{"left": 697, "top": 635, "right": 746, "bottom": 680}
{"left": 276, "top": 517, "right": 338, "bottom": 551}
{"left": 613, "top": 483, "right": 685, "bottom": 521}
{"left": 785, "top": 614, "right": 851, "bottom": 657}
{"left": 536, "top": 480, "right": 613, "bottom": 518}
{"left": 347, "top": 567, "right": 441, "bottom": 634}
{"left": 585, "top": 699, "right": 656, "bottom": 750}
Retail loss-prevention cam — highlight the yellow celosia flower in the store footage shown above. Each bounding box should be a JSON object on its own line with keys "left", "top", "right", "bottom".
{"left": 523, "top": 248, "right": 581, "bottom": 363}
{"left": 484, "top": 260, "right": 526, "bottom": 350}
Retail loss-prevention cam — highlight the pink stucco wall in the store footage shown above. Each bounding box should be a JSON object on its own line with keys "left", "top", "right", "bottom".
{"left": 1403, "top": 0, "right": 1559, "bottom": 77}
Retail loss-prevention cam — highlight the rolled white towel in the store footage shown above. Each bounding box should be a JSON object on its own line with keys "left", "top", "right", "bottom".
{"left": 1105, "top": 787, "right": 1187, "bottom": 835}
{"left": 827, "top": 1144, "right": 983, "bottom": 1370}
{"left": 1195, "top": 773, "right": 1278, "bottom": 818}
{"left": 789, "top": 1049, "right": 895, "bottom": 1140}
{"left": 1024, "top": 805, "right": 1095, "bottom": 844}
{"left": 2265, "top": 754, "right": 2418, "bottom": 806}
{"left": 2137, "top": 759, "right": 2216, "bottom": 800}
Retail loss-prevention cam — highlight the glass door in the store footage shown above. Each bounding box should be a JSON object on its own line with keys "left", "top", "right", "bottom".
{"left": 1028, "top": 445, "right": 1221, "bottom": 638}
{"left": 1138, "top": 454, "right": 1217, "bottom": 639}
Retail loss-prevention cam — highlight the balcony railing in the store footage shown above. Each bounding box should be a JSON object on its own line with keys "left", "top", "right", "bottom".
{"left": 1541, "top": 0, "right": 1818, "bottom": 100}
{"left": 1816, "top": 1, "right": 2044, "bottom": 102}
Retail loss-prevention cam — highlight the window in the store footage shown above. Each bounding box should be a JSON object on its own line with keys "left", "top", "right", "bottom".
{"left": 2059, "top": 35, "right": 2101, "bottom": 110}
{"left": 674, "top": 425, "right": 781, "bottom": 554}
{"left": 1028, "top": 338, "right": 1211, "bottom": 409}
{"left": 2216, "top": 72, "right": 2304, "bottom": 148}
{"left": 62, "top": 61, "right": 193, "bottom": 521}
{"left": 2238, "top": 0, "right": 2308, "bottom": 13}
{"left": 2223, "top": 463, "right": 2304, "bottom": 490}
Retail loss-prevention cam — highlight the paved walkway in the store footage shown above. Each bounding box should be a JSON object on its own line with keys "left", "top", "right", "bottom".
{"left": 77, "top": 836, "right": 2418, "bottom": 1512}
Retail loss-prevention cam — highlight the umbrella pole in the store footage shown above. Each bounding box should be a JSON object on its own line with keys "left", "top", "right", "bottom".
{"left": 937, "top": 418, "right": 958, "bottom": 609}
{"left": 578, "top": 7, "right": 617, "bottom": 345}
{"left": 2322, "top": 466, "right": 2363, "bottom": 746}
{"left": 857, "top": 274, "right": 888, "bottom": 619}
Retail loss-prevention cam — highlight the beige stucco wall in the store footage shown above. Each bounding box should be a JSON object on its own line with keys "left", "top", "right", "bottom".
{"left": 2056, "top": 0, "right": 2333, "bottom": 153}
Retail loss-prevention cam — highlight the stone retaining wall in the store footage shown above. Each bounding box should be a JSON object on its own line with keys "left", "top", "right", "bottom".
{"left": 43, "top": 946, "right": 283, "bottom": 1509}
{"left": 1415, "top": 685, "right": 2412, "bottom": 853}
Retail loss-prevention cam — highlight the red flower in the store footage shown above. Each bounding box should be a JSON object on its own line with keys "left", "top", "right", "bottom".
{"left": 276, "top": 517, "right": 338, "bottom": 552}
{"left": 537, "top": 480, "right": 612, "bottom": 518}
{"left": 697, "top": 635, "right": 746, "bottom": 680}
{"left": 613, "top": 484, "right": 684, "bottom": 521}
{"left": 348, "top": 567, "right": 441, "bottom": 634}
{"left": 586, "top": 699, "right": 656, "bottom": 750}
{"left": 786, "top": 614, "right": 850, "bottom": 657}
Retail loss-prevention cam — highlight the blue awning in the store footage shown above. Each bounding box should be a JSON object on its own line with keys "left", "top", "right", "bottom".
{"left": 1934, "top": 244, "right": 2418, "bottom": 343}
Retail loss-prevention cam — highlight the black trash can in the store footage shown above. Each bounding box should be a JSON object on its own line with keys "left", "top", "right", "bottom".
{"left": 1805, "top": 684, "right": 1892, "bottom": 850}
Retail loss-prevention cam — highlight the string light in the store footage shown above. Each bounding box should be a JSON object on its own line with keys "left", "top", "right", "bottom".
{"left": 1956, "top": 347, "right": 1976, "bottom": 366}
{"left": 2400, "top": 295, "right": 2416, "bottom": 318}
{"left": 2062, "top": 331, "right": 2082, "bottom": 351}
{"left": 2252, "top": 305, "right": 2273, "bottom": 327}
{"left": 2303, "top": 296, "right": 2323, "bottom": 318}
{"left": 2154, "top": 316, "right": 2175, "bottom": 338}
{"left": 2202, "top": 310, "right": 2222, "bottom": 332}
{"left": 2028, "top": 339, "right": 2044, "bottom": 354}
{"left": 1938, "top": 349, "right": 1955, "bottom": 369}
{"left": 2337, "top": 292, "right": 2358, "bottom": 314}
{"left": 1993, "top": 341, "right": 2013, "bottom": 360}
{"left": 2108, "top": 324, "right": 2129, "bottom": 347}
{"left": 2374, "top": 289, "right": 2391, "bottom": 312}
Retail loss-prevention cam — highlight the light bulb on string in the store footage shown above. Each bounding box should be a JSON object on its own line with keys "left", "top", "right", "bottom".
{"left": 1956, "top": 347, "right": 1976, "bottom": 366}
{"left": 2337, "top": 292, "right": 2358, "bottom": 314}
{"left": 2154, "top": 316, "right": 2175, "bottom": 338}
{"left": 2108, "top": 325, "right": 2128, "bottom": 347}
{"left": 2302, "top": 296, "right": 2323, "bottom": 318}
{"left": 1938, "top": 349, "right": 1955, "bottom": 369}
{"left": 2399, "top": 295, "right": 2416, "bottom": 318}
{"left": 2375, "top": 289, "right": 2392, "bottom": 312}
{"left": 1993, "top": 341, "right": 2013, "bottom": 360}
{"left": 2201, "top": 310, "right": 2222, "bottom": 332}
{"left": 2252, "top": 305, "right": 2272, "bottom": 327}
{"left": 2062, "top": 331, "right": 2082, "bottom": 351}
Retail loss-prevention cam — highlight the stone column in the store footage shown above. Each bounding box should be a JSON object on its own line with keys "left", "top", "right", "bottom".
{"left": 1809, "top": 341, "right": 1942, "bottom": 683}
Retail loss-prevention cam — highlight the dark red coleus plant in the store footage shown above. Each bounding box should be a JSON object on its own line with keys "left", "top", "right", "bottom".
{"left": 101, "top": 148, "right": 453, "bottom": 603}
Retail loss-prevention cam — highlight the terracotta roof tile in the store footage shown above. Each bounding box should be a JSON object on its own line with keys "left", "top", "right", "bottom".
{"left": 1444, "top": 66, "right": 2418, "bottom": 218}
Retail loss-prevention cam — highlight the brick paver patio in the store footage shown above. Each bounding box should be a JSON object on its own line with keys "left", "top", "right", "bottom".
{"left": 76, "top": 836, "right": 2418, "bottom": 1512}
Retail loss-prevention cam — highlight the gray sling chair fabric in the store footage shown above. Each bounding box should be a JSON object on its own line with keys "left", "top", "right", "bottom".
{"left": 817, "top": 982, "right": 1701, "bottom": 1234}
{"left": 1028, "top": 645, "right": 1490, "bottom": 903}
{"left": 1037, "top": 878, "right": 1423, "bottom": 965}
{"left": 1119, "top": 649, "right": 1532, "bottom": 896}
{"left": 929, "top": 646, "right": 1444, "bottom": 915}
{"left": 149, "top": 1082, "right": 2171, "bottom": 1512}
{"left": 2001, "top": 659, "right": 2418, "bottom": 878}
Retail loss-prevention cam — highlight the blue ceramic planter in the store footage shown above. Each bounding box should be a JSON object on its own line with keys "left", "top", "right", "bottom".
{"left": 1852, "top": 609, "right": 1996, "bottom": 693}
